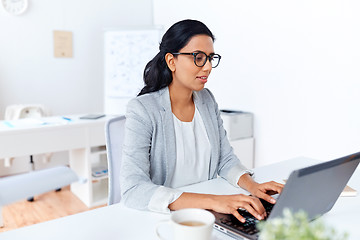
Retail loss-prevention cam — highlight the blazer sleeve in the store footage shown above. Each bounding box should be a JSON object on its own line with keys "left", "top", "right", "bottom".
{"left": 120, "top": 98, "right": 182, "bottom": 213}
{"left": 205, "top": 89, "right": 253, "bottom": 187}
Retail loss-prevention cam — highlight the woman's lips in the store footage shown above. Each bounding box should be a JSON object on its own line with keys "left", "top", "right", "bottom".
{"left": 197, "top": 76, "right": 208, "bottom": 84}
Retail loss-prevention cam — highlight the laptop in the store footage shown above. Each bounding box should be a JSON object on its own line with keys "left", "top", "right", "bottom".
{"left": 211, "top": 152, "right": 360, "bottom": 240}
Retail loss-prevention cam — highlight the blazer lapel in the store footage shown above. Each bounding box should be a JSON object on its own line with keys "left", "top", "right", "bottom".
{"left": 158, "top": 87, "right": 177, "bottom": 185}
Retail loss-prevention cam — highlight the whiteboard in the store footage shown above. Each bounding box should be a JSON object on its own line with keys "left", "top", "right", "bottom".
{"left": 104, "top": 27, "right": 162, "bottom": 114}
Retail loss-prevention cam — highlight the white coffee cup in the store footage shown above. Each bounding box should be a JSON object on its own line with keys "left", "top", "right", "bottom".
{"left": 156, "top": 208, "right": 215, "bottom": 240}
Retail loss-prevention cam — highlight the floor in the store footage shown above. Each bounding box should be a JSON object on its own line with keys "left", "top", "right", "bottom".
{"left": 0, "top": 186, "right": 105, "bottom": 233}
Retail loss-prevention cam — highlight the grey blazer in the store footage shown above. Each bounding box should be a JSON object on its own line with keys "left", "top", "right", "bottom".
{"left": 120, "top": 87, "right": 250, "bottom": 213}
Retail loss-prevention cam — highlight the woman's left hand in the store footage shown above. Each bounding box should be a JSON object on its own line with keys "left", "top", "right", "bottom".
{"left": 247, "top": 181, "right": 284, "bottom": 204}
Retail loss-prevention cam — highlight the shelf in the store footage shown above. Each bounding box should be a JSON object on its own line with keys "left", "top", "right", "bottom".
{"left": 88, "top": 145, "right": 109, "bottom": 207}
{"left": 92, "top": 175, "right": 108, "bottom": 181}
{"left": 91, "top": 145, "right": 106, "bottom": 153}
{"left": 91, "top": 178, "right": 108, "bottom": 207}
{"left": 90, "top": 151, "right": 107, "bottom": 158}
{"left": 71, "top": 144, "right": 109, "bottom": 208}
{"left": 91, "top": 152, "right": 107, "bottom": 165}
{"left": 91, "top": 198, "right": 108, "bottom": 208}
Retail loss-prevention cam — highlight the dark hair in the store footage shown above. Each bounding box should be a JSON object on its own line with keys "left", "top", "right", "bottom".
{"left": 138, "top": 19, "right": 215, "bottom": 96}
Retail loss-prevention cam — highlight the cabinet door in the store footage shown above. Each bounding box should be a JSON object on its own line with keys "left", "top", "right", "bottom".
{"left": 230, "top": 138, "right": 254, "bottom": 169}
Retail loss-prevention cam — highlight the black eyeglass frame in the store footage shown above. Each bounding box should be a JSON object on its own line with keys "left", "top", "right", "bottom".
{"left": 171, "top": 51, "right": 222, "bottom": 68}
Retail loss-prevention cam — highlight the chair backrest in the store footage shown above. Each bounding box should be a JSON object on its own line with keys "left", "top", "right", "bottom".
{"left": 105, "top": 115, "right": 126, "bottom": 205}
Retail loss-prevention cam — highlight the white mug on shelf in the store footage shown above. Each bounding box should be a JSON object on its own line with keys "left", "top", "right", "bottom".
{"left": 156, "top": 208, "right": 215, "bottom": 240}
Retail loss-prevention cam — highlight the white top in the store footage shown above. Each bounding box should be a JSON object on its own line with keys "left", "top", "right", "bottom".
{"left": 170, "top": 107, "right": 211, "bottom": 188}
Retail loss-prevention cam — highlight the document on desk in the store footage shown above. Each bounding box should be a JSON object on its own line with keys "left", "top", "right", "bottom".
{"left": 2, "top": 117, "right": 71, "bottom": 128}
{"left": 3, "top": 119, "right": 45, "bottom": 128}
{"left": 341, "top": 185, "right": 357, "bottom": 197}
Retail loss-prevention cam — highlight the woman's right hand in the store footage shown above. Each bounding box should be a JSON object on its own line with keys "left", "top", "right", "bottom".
{"left": 210, "top": 194, "right": 266, "bottom": 223}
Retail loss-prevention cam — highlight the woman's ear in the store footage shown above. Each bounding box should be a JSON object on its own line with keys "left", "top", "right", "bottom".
{"left": 165, "top": 53, "right": 176, "bottom": 72}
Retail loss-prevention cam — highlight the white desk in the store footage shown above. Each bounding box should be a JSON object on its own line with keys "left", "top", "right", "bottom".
{"left": 0, "top": 115, "right": 115, "bottom": 207}
{"left": 0, "top": 157, "right": 359, "bottom": 240}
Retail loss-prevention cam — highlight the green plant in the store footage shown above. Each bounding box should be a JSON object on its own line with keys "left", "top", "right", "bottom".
{"left": 257, "top": 209, "right": 348, "bottom": 240}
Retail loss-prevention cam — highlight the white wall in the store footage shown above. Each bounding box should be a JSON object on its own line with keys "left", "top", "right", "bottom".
{"left": 0, "top": 0, "right": 153, "bottom": 119}
{"left": 0, "top": 0, "right": 153, "bottom": 176}
{"left": 154, "top": 0, "right": 360, "bottom": 166}
{"left": 1, "top": 0, "right": 359, "bottom": 169}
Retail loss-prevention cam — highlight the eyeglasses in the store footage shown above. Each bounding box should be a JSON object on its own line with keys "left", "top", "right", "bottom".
{"left": 172, "top": 51, "right": 221, "bottom": 68}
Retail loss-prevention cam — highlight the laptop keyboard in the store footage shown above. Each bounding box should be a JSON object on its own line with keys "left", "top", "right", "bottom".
{"left": 219, "top": 199, "right": 274, "bottom": 235}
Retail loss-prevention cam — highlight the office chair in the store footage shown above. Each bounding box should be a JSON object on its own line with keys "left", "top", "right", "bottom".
{"left": 0, "top": 166, "right": 78, "bottom": 227}
{"left": 105, "top": 115, "right": 126, "bottom": 205}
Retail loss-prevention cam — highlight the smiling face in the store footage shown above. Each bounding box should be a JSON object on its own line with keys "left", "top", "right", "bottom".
{"left": 166, "top": 34, "right": 215, "bottom": 93}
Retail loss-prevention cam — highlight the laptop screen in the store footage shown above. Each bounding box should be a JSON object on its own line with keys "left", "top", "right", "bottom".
{"left": 212, "top": 152, "right": 360, "bottom": 240}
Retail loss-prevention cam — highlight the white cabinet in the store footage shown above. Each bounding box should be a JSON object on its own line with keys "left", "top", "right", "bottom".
{"left": 69, "top": 146, "right": 109, "bottom": 208}
{"left": 68, "top": 120, "right": 110, "bottom": 208}
{"left": 230, "top": 138, "right": 254, "bottom": 169}
{"left": 221, "top": 110, "right": 255, "bottom": 169}
{"left": 64, "top": 118, "right": 111, "bottom": 208}
{"left": 90, "top": 147, "right": 109, "bottom": 206}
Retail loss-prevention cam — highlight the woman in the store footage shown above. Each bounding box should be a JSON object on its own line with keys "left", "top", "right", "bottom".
{"left": 120, "top": 19, "right": 283, "bottom": 223}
